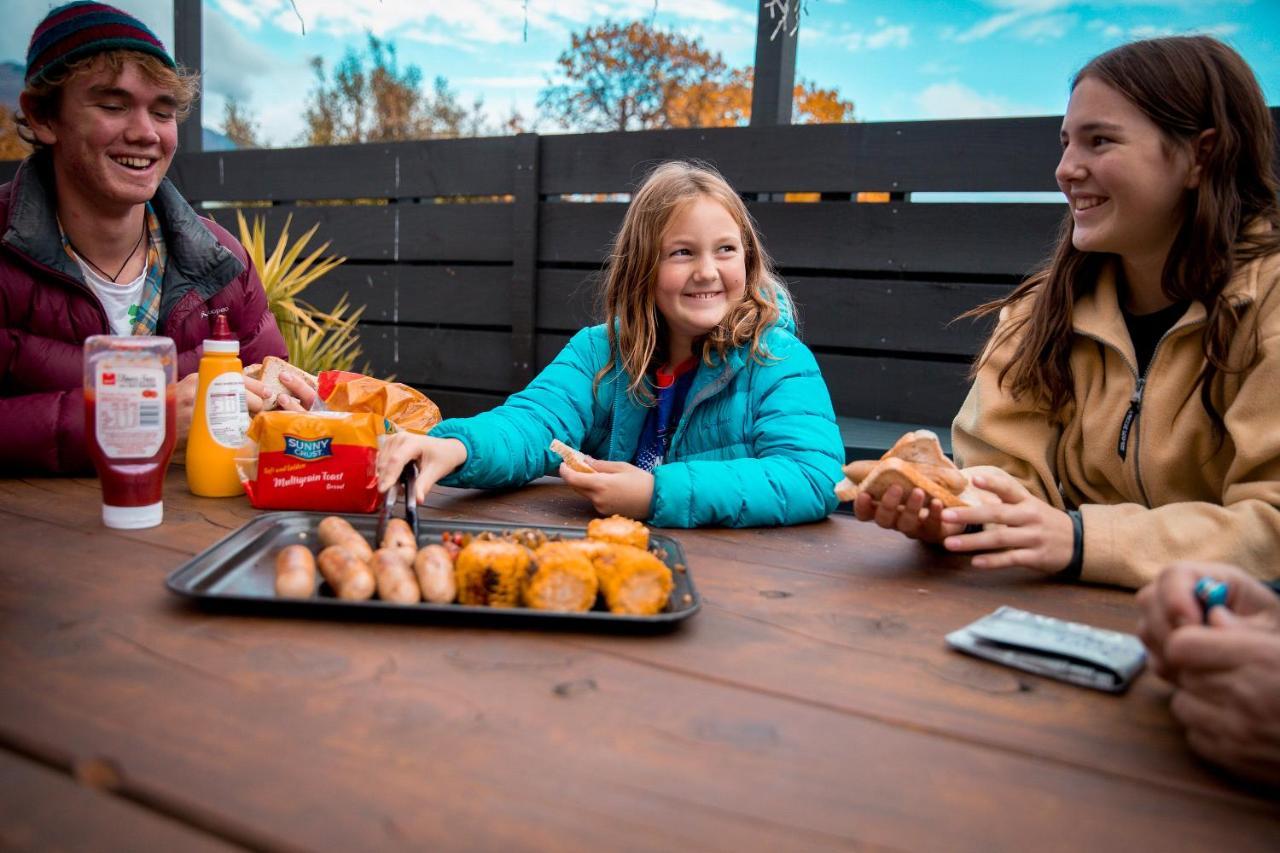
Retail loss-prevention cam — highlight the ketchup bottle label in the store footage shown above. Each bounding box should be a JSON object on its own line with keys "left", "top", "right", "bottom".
{"left": 94, "top": 364, "right": 166, "bottom": 458}
{"left": 205, "top": 372, "right": 250, "bottom": 448}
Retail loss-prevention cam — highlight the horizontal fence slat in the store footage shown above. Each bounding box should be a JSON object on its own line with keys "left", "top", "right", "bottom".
{"left": 818, "top": 353, "right": 971, "bottom": 425}
{"left": 169, "top": 137, "right": 517, "bottom": 202}
{"left": 791, "top": 277, "right": 1007, "bottom": 356}
{"left": 540, "top": 201, "right": 1065, "bottom": 276}
{"left": 539, "top": 118, "right": 1064, "bottom": 194}
{"left": 414, "top": 388, "right": 506, "bottom": 420}
{"left": 205, "top": 204, "right": 513, "bottom": 262}
{"left": 537, "top": 269, "right": 602, "bottom": 330}
{"left": 360, "top": 327, "right": 512, "bottom": 390}
{"left": 308, "top": 264, "right": 512, "bottom": 326}
{"left": 538, "top": 109, "right": 1280, "bottom": 194}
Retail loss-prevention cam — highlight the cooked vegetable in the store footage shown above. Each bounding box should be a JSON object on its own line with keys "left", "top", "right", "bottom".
{"left": 524, "top": 542, "right": 599, "bottom": 612}
{"left": 454, "top": 540, "right": 532, "bottom": 607}
{"left": 587, "top": 515, "right": 650, "bottom": 550}
{"left": 593, "top": 544, "right": 673, "bottom": 616}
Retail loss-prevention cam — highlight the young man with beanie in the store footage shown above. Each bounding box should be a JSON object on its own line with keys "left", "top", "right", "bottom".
{"left": 1, "top": 2, "right": 305, "bottom": 474}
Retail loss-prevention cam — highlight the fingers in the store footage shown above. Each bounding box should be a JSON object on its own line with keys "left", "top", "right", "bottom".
{"left": 274, "top": 393, "right": 307, "bottom": 413}
{"left": 1165, "top": 626, "right": 1264, "bottom": 673}
{"left": 895, "top": 489, "right": 928, "bottom": 538}
{"left": 969, "top": 471, "right": 1030, "bottom": 504}
{"left": 872, "top": 485, "right": 906, "bottom": 529}
{"left": 586, "top": 459, "right": 633, "bottom": 473}
{"left": 279, "top": 371, "right": 319, "bottom": 409}
{"left": 375, "top": 434, "right": 421, "bottom": 493}
{"left": 852, "top": 492, "right": 877, "bottom": 522}
{"left": 244, "top": 388, "right": 267, "bottom": 415}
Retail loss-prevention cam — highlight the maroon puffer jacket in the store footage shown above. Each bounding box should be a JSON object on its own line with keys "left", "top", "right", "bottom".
{"left": 0, "top": 154, "right": 287, "bottom": 474}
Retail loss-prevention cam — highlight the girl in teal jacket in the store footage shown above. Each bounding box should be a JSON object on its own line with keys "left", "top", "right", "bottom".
{"left": 377, "top": 161, "right": 844, "bottom": 528}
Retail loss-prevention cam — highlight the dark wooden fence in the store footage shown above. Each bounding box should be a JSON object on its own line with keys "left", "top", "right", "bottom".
{"left": 8, "top": 112, "right": 1278, "bottom": 455}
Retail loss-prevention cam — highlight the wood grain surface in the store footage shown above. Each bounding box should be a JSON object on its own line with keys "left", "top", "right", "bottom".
{"left": 0, "top": 470, "right": 1276, "bottom": 851}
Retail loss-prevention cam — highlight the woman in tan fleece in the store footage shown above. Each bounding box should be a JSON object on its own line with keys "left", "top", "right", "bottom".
{"left": 855, "top": 36, "right": 1280, "bottom": 589}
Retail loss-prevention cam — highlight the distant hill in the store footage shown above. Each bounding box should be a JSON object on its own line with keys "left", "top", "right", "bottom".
{"left": 202, "top": 127, "right": 236, "bottom": 151}
{"left": 1, "top": 61, "right": 23, "bottom": 109}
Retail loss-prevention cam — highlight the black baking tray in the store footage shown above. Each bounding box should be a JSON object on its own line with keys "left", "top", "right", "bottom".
{"left": 166, "top": 511, "right": 700, "bottom": 632}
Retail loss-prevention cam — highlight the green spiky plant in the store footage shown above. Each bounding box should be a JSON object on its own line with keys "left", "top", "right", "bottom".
{"left": 236, "top": 211, "right": 366, "bottom": 375}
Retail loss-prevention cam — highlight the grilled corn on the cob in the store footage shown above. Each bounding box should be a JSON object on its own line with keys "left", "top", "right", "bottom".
{"left": 454, "top": 540, "right": 532, "bottom": 607}
{"left": 524, "top": 542, "right": 599, "bottom": 612}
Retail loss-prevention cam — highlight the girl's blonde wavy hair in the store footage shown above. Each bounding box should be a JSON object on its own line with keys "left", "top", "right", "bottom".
{"left": 595, "top": 160, "right": 788, "bottom": 403}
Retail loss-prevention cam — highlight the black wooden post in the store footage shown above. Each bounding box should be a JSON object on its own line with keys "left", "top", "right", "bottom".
{"left": 510, "top": 133, "right": 541, "bottom": 389}
{"left": 173, "top": 0, "right": 202, "bottom": 153}
{"left": 750, "top": 1, "right": 800, "bottom": 127}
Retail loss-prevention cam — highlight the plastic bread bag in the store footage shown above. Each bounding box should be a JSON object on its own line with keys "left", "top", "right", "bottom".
{"left": 236, "top": 410, "right": 393, "bottom": 512}
{"left": 318, "top": 372, "right": 443, "bottom": 434}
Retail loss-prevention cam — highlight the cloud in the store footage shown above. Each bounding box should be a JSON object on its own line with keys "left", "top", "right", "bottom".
{"left": 1089, "top": 19, "right": 1241, "bottom": 41}
{"left": 915, "top": 80, "right": 1049, "bottom": 119}
{"left": 839, "top": 19, "right": 911, "bottom": 51}
{"left": 1015, "top": 14, "right": 1077, "bottom": 40}
{"left": 202, "top": 5, "right": 279, "bottom": 103}
{"left": 919, "top": 60, "right": 962, "bottom": 75}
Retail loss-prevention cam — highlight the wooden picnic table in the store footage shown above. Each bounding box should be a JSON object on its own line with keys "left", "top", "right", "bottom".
{"left": 0, "top": 467, "right": 1276, "bottom": 851}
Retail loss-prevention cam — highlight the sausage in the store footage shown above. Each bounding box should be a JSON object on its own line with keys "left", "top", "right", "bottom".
{"left": 274, "top": 544, "right": 317, "bottom": 598}
{"left": 413, "top": 544, "right": 457, "bottom": 604}
{"left": 371, "top": 548, "right": 421, "bottom": 604}
{"left": 317, "top": 544, "right": 376, "bottom": 600}
{"left": 381, "top": 518, "right": 418, "bottom": 564}
{"left": 317, "top": 516, "right": 374, "bottom": 562}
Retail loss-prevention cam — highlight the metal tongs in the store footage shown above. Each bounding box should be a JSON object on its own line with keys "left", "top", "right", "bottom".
{"left": 376, "top": 461, "right": 419, "bottom": 545}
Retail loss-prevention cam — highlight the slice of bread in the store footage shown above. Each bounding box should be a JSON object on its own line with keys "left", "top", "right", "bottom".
{"left": 855, "top": 456, "right": 970, "bottom": 509}
{"left": 549, "top": 439, "right": 596, "bottom": 473}
{"left": 257, "top": 356, "right": 318, "bottom": 410}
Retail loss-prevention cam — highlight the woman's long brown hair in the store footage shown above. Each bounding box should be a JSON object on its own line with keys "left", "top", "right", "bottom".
{"left": 967, "top": 36, "right": 1280, "bottom": 431}
{"left": 594, "top": 160, "right": 788, "bottom": 403}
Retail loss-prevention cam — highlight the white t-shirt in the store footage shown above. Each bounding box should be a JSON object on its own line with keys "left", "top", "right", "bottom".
{"left": 75, "top": 258, "right": 147, "bottom": 336}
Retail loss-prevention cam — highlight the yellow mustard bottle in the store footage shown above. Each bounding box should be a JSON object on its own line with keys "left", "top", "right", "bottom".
{"left": 186, "top": 314, "right": 250, "bottom": 496}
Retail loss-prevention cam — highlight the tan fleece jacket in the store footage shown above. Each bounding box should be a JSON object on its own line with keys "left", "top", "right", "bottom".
{"left": 953, "top": 250, "right": 1280, "bottom": 589}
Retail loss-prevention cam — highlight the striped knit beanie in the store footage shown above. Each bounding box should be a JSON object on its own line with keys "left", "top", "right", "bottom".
{"left": 25, "top": 2, "right": 175, "bottom": 85}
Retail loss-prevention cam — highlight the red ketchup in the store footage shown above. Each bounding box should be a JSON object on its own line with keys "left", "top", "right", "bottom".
{"left": 83, "top": 336, "right": 179, "bottom": 528}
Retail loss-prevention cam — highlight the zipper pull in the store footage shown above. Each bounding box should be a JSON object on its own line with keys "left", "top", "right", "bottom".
{"left": 1117, "top": 376, "right": 1146, "bottom": 461}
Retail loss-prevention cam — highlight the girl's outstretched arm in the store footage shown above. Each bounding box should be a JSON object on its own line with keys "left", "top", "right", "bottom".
{"left": 429, "top": 327, "right": 610, "bottom": 490}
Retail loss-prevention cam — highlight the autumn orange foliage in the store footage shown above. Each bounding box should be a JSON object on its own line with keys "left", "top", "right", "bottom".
{"left": 540, "top": 21, "right": 855, "bottom": 132}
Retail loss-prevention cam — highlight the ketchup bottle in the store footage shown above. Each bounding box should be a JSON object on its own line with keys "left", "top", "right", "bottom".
{"left": 83, "top": 335, "right": 178, "bottom": 528}
{"left": 186, "top": 314, "right": 250, "bottom": 497}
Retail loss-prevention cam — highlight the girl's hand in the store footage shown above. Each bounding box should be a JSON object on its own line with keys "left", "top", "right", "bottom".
{"left": 376, "top": 433, "right": 468, "bottom": 503}
{"left": 559, "top": 458, "right": 655, "bottom": 520}
{"left": 852, "top": 485, "right": 963, "bottom": 544}
{"left": 938, "top": 470, "right": 1074, "bottom": 574}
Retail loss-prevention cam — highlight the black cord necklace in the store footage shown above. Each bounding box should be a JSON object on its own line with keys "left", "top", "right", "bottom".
{"left": 68, "top": 220, "right": 147, "bottom": 283}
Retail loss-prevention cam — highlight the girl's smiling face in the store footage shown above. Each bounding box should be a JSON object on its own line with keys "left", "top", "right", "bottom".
{"left": 1056, "top": 76, "right": 1201, "bottom": 269}
{"left": 654, "top": 196, "right": 747, "bottom": 363}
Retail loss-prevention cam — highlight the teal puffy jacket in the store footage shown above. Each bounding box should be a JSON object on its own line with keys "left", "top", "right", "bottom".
{"left": 431, "top": 310, "right": 845, "bottom": 528}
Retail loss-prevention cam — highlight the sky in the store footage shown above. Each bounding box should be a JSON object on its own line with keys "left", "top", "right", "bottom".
{"left": 5, "top": 1, "right": 1278, "bottom": 147}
